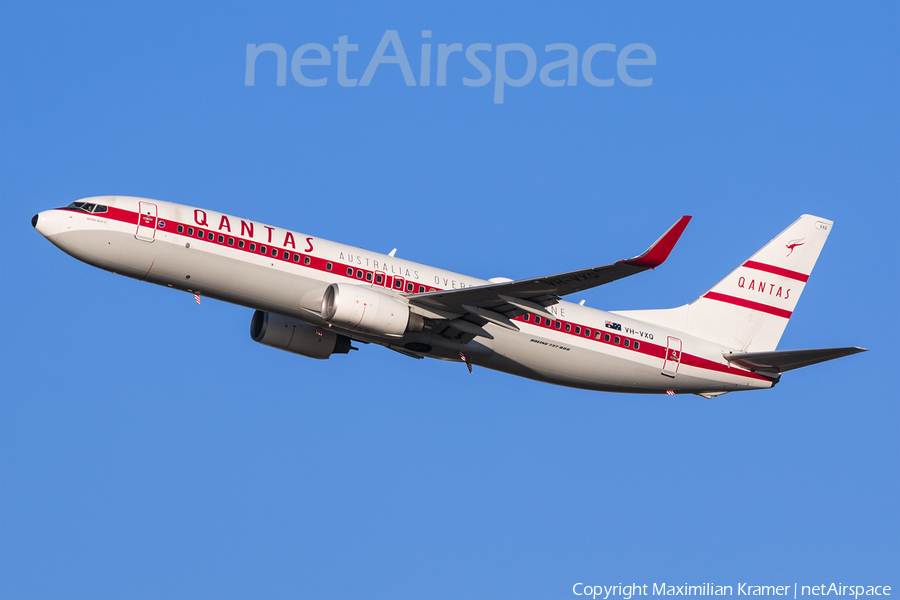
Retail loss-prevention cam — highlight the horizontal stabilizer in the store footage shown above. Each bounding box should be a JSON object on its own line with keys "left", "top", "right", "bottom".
{"left": 724, "top": 346, "right": 867, "bottom": 373}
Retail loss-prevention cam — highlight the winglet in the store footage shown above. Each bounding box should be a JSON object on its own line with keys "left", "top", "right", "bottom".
{"left": 623, "top": 215, "right": 692, "bottom": 268}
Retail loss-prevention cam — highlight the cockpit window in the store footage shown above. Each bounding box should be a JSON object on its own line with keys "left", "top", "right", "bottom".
{"left": 66, "top": 201, "right": 108, "bottom": 214}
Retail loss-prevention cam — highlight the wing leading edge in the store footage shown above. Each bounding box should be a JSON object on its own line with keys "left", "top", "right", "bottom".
{"left": 406, "top": 216, "right": 691, "bottom": 333}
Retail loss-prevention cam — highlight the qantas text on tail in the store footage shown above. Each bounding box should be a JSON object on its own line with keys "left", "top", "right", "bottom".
{"left": 32, "top": 197, "right": 865, "bottom": 397}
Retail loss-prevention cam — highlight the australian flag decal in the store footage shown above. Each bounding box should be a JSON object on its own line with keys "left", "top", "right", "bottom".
{"left": 605, "top": 321, "right": 622, "bottom": 331}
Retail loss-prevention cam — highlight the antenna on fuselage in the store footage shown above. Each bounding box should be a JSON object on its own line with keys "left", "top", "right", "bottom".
{"left": 388, "top": 248, "right": 397, "bottom": 257}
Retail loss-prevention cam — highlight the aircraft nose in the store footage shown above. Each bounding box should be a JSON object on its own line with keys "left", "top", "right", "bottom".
{"left": 33, "top": 209, "right": 62, "bottom": 238}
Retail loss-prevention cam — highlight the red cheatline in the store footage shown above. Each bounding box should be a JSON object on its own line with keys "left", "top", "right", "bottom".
{"left": 194, "top": 294, "right": 201, "bottom": 305}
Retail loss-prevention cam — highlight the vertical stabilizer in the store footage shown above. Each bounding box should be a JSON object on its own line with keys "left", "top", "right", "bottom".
{"left": 612, "top": 215, "right": 833, "bottom": 352}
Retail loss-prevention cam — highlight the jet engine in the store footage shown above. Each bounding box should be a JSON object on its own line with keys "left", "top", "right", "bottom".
{"left": 250, "top": 310, "right": 352, "bottom": 359}
{"left": 321, "top": 283, "right": 424, "bottom": 337}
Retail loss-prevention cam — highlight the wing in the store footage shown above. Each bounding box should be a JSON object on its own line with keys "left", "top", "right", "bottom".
{"left": 406, "top": 216, "right": 691, "bottom": 338}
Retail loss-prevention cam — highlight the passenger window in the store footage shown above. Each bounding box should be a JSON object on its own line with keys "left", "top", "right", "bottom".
{"left": 574, "top": 326, "right": 581, "bottom": 334}
{"left": 406, "top": 282, "right": 414, "bottom": 292}
{"left": 418, "top": 285, "right": 425, "bottom": 292}
{"left": 249, "top": 243, "right": 256, "bottom": 251}
{"left": 283, "top": 251, "right": 290, "bottom": 260}
{"left": 260, "top": 245, "right": 267, "bottom": 253}
{"left": 293, "top": 254, "right": 299, "bottom": 262}
{"left": 376, "top": 274, "right": 384, "bottom": 284}
{"left": 624, "top": 339, "right": 630, "bottom": 348}
{"left": 523, "top": 314, "right": 530, "bottom": 322}
{"left": 326, "top": 262, "right": 332, "bottom": 271}
{"left": 614, "top": 336, "right": 620, "bottom": 345}
{"left": 634, "top": 341, "right": 640, "bottom": 350}
{"left": 595, "top": 331, "right": 603, "bottom": 339}
{"left": 304, "top": 256, "right": 311, "bottom": 265}
{"left": 217, "top": 234, "right": 224, "bottom": 243}
{"left": 366, "top": 273, "right": 373, "bottom": 282}
{"left": 187, "top": 227, "right": 194, "bottom": 235}
{"left": 554, "top": 321, "right": 561, "bottom": 329}
{"left": 197, "top": 229, "right": 204, "bottom": 238}
{"left": 604, "top": 333, "right": 610, "bottom": 342}
{"left": 238, "top": 240, "right": 245, "bottom": 249}
{"left": 347, "top": 267, "right": 353, "bottom": 276}
{"left": 208, "top": 232, "right": 214, "bottom": 241}
{"left": 394, "top": 280, "right": 402, "bottom": 289}
{"left": 228, "top": 238, "right": 234, "bottom": 246}
{"left": 177, "top": 225, "right": 184, "bottom": 233}
{"left": 584, "top": 329, "right": 591, "bottom": 337}
{"left": 356, "top": 269, "right": 363, "bottom": 278}
{"left": 534, "top": 317, "right": 541, "bottom": 325}
{"left": 565, "top": 323, "right": 571, "bottom": 332}
{"left": 272, "top": 248, "right": 278, "bottom": 257}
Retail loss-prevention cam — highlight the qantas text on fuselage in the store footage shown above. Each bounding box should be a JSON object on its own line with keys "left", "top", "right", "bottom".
{"left": 32, "top": 197, "right": 865, "bottom": 396}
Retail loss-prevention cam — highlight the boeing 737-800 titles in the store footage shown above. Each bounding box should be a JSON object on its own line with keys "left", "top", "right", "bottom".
{"left": 33, "top": 197, "right": 865, "bottom": 396}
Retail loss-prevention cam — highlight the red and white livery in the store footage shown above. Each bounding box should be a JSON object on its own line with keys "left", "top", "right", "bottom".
{"left": 32, "top": 197, "right": 865, "bottom": 396}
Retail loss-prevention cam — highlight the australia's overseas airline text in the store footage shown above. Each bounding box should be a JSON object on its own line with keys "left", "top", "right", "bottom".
{"left": 189, "top": 208, "right": 477, "bottom": 289}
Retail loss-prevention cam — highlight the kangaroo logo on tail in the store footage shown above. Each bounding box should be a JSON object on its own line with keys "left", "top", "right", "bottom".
{"left": 785, "top": 239, "right": 805, "bottom": 256}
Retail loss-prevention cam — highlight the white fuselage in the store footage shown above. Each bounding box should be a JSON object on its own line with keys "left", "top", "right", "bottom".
{"left": 34, "top": 196, "right": 775, "bottom": 394}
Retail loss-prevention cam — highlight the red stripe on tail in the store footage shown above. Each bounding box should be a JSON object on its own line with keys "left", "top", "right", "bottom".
{"left": 742, "top": 261, "right": 809, "bottom": 282}
{"left": 702, "top": 292, "right": 792, "bottom": 319}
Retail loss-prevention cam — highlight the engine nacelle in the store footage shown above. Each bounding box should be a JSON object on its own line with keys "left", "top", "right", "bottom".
{"left": 250, "top": 310, "right": 351, "bottom": 359}
{"left": 321, "top": 283, "right": 424, "bottom": 338}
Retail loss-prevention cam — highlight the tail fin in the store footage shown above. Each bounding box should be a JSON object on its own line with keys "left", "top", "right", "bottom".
{"left": 612, "top": 215, "right": 833, "bottom": 352}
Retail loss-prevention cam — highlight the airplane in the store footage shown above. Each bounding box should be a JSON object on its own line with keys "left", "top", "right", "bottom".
{"left": 32, "top": 196, "right": 865, "bottom": 397}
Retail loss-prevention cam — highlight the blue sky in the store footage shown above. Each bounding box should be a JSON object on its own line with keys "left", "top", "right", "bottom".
{"left": 1, "top": 2, "right": 897, "bottom": 598}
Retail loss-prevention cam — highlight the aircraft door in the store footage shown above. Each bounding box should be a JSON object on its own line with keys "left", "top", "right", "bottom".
{"left": 136, "top": 201, "right": 158, "bottom": 242}
{"left": 392, "top": 276, "right": 405, "bottom": 293}
{"left": 374, "top": 271, "right": 386, "bottom": 288}
{"left": 662, "top": 336, "right": 682, "bottom": 377}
